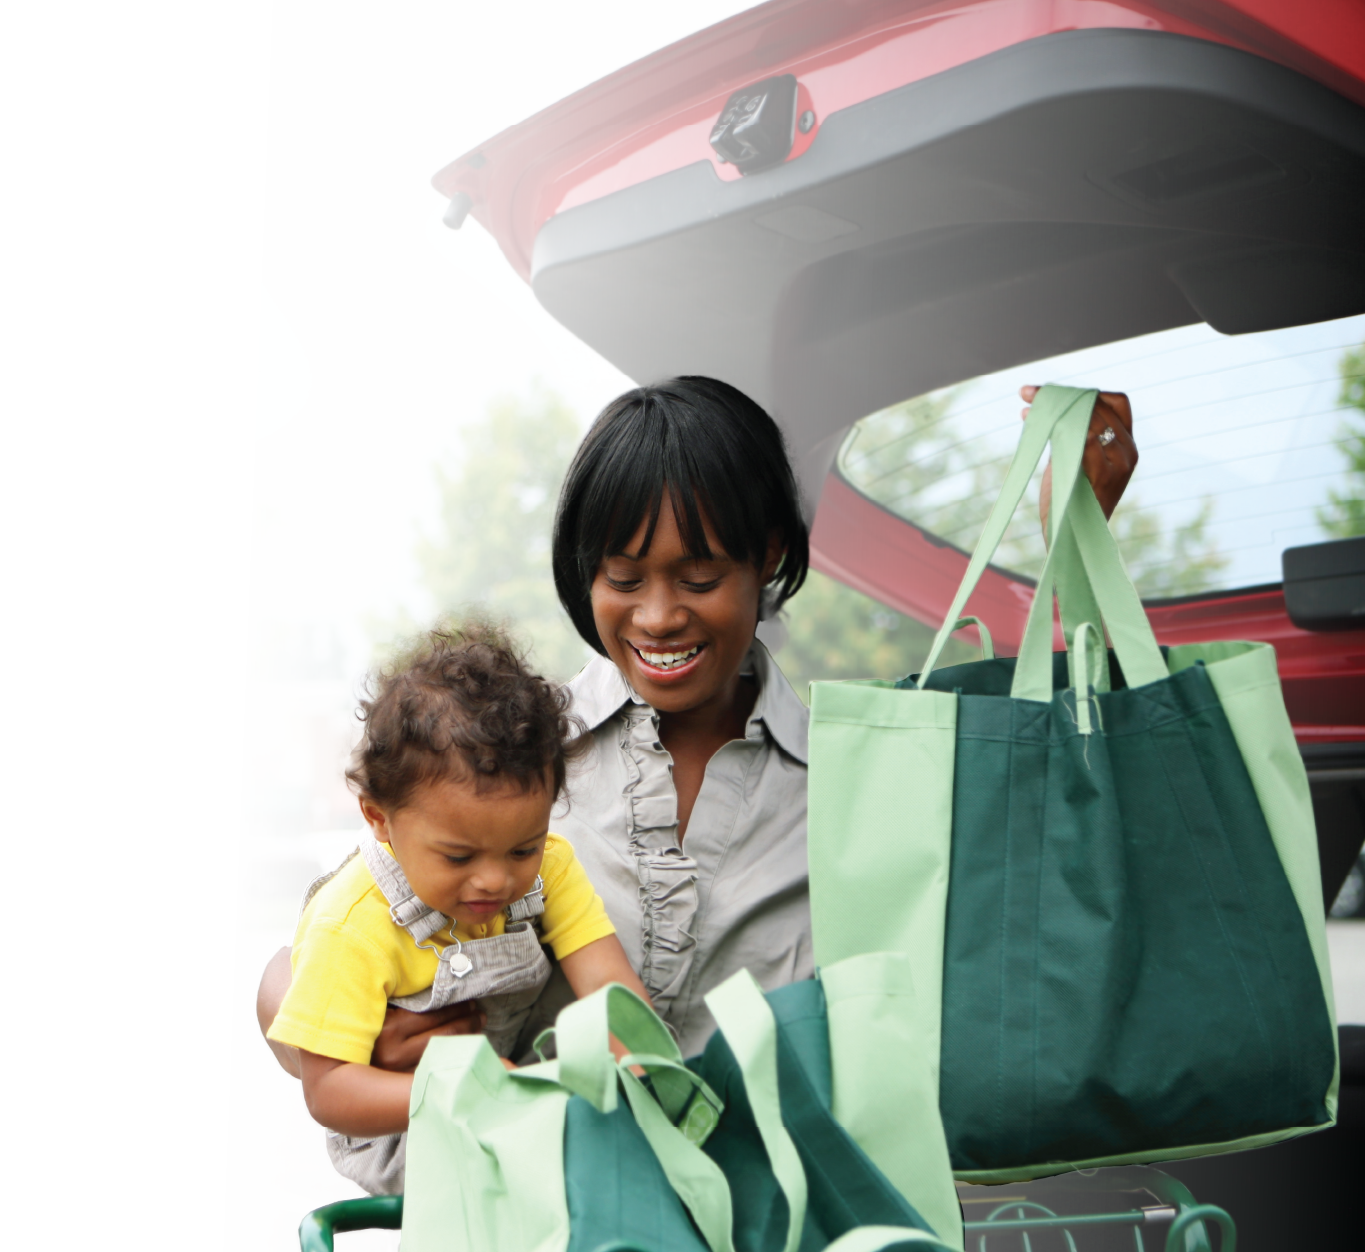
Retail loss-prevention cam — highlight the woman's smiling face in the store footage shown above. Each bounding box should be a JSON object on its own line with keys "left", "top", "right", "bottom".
{"left": 591, "top": 496, "right": 779, "bottom": 715}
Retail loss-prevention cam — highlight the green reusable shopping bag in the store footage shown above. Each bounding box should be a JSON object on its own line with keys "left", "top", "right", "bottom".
{"left": 807, "top": 385, "right": 1338, "bottom": 1183}
{"left": 406, "top": 972, "right": 962, "bottom": 1252}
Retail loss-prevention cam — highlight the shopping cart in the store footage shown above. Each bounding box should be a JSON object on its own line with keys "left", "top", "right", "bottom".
{"left": 298, "top": 1165, "right": 1235, "bottom": 1252}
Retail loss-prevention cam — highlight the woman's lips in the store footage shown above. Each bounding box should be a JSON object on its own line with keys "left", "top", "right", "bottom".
{"left": 629, "top": 642, "right": 706, "bottom": 680}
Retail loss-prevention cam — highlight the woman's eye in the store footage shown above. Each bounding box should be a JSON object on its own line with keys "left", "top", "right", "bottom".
{"left": 605, "top": 576, "right": 642, "bottom": 591}
{"left": 682, "top": 578, "right": 722, "bottom": 593}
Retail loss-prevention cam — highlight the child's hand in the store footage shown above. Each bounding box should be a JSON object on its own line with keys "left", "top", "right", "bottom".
{"left": 560, "top": 933, "right": 654, "bottom": 1064}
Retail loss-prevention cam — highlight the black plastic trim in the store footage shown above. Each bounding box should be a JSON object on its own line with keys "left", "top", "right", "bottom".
{"left": 533, "top": 28, "right": 1365, "bottom": 281}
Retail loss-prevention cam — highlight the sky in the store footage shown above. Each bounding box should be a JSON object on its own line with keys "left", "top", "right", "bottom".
{"left": 250, "top": 3, "right": 752, "bottom": 649}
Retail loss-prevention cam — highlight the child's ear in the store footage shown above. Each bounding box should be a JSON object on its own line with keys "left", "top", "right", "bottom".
{"left": 358, "top": 795, "right": 390, "bottom": 841}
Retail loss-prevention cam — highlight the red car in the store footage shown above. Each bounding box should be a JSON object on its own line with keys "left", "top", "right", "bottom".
{"left": 319, "top": 2, "right": 1365, "bottom": 1247}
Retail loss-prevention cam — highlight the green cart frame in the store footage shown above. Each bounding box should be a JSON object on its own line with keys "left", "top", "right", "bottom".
{"left": 298, "top": 1165, "right": 1234, "bottom": 1252}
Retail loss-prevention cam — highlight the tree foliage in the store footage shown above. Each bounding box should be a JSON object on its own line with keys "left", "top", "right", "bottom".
{"left": 410, "top": 388, "right": 591, "bottom": 680}
{"left": 840, "top": 388, "right": 1230, "bottom": 600}
{"left": 1317, "top": 342, "right": 1365, "bottom": 539}
{"left": 775, "top": 571, "right": 975, "bottom": 702}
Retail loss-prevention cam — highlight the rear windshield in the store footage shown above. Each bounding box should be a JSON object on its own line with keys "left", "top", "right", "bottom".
{"left": 838, "top": 314, "right": 1365, "bottom": 600}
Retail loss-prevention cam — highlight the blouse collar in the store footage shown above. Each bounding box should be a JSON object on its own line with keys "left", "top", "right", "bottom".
{"left": 567, "top": 640, "right": 808, "bottom": 766}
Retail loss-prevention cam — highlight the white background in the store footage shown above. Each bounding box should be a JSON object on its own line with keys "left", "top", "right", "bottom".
{"left": 248, "top": 5, "right": 655, "bottom": 641}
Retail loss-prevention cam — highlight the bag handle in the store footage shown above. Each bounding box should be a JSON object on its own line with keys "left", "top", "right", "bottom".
{"left": 555, "top": 983, "right": 682, "bottom": 1113}
{"left": 617, "top": 1068, "right": 737, "bottom": 1252}
{"left": 919, "top": 385, "right": 1167, "bottom": 701}
{"left": 1009, "top": 404, "right": 1166, "bottom": 702}
{"left": 917, "top": 387, "right": 1095, "bottom": 687}
{"left": 951, "top": 616, "right": 994, "bottom": 661}
{"left": 705, "top": 971, "right": 809, "bottom": 1252}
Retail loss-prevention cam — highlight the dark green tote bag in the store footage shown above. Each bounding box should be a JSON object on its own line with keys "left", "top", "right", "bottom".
{"left": 406, "top": 974, "right": 958, "bottom": 1252}
{"left": 808, "top": 385, "right": 1338, "bottom": 1183}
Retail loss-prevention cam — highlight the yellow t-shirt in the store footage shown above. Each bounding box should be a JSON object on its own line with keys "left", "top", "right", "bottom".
{"left": 267, "top": 833, "right": 615, "bottom": 1064}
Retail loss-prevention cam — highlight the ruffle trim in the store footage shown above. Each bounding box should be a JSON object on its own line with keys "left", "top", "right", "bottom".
{"left": 618, "top": 705, "right": 699, "bottom": 1008}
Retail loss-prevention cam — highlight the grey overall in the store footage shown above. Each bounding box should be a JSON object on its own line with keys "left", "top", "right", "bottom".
{"left": 299, "top": 836, "right": 552, "bottom": 1195}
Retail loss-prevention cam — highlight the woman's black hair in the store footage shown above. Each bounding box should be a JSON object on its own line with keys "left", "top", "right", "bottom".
{"left": 552, "top": 376, "right": 809, "bottom": 655}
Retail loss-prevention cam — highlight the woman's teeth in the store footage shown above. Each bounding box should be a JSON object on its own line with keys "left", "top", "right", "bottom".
{"left": 638, "top": 645, "right": 700, "bottom": 671}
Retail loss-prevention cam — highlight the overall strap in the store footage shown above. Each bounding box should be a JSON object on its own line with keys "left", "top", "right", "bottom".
{"left": 505, "top": 876, "right": 546, "bottom": 925}
{"left": 359, "top": 835, "right": 451, "bottom": 946}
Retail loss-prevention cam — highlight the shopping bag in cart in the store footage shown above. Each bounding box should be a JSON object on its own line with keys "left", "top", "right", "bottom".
{"left": 403, "top": 972, "right": 961, "bottom": 1252}
{"left": 807, "top": 384, "right": 1338, "bottom": 1183}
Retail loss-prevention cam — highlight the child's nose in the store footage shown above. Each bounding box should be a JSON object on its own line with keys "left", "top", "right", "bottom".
{"left": 469, "top": 865, "right": 512, "bottom": 896}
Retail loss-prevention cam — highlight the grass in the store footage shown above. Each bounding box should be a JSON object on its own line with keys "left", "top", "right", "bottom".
{"left": 237, "top": 901, "right": 301, "bottom": 928}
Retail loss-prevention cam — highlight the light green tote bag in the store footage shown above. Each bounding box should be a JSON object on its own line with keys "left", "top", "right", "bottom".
{"left": 405, "top": 972, "right": 964, "bottom": 1252}
{"left": 808, "top": 385, "right": 1338, "bottom": 1183}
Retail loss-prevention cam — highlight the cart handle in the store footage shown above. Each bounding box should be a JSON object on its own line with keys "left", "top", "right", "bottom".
{"left": 1166, "top": 1204, "right": 1236, "bottom": 1252}
{"left": 299, "top": 1196, "right": 403, "bottom": 1252}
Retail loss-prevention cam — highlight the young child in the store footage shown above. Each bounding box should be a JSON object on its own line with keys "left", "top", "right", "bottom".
{"left": 267, "top": 620, "right": 649, "bottom": 1195}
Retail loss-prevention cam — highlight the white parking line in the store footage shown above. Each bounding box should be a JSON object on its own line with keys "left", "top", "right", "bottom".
{"left": 225, "top": 1174, "right": 320, "bottom": 1212}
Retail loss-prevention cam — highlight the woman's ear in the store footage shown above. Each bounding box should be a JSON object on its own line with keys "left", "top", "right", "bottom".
{"left": 761, "top": 530, "right": 784, "bottom": 584}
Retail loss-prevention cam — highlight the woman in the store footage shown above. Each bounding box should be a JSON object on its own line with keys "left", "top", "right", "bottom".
{"left": 260, "top": 376, "right": 1137, "bottom": 1064}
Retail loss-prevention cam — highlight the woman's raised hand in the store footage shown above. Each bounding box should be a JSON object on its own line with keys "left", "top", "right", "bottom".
{"left": 1021, "top": 386, "right": 1138, "bottom": 532}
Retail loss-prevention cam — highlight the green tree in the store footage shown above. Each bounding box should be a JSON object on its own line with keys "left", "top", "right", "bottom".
{"left": 1111, "top": 496, "right": 1230, "bottom": 598}
{"left": 402, "top": 387, "right": 591, "bottom": 680}
{"left": 1317, "top": 342, "right": 1365, "bottom": 538}
{"left": 775, "top": 570, "right": 975, "bottom": 702}
{"left": 247, "top": 488, "right": 292, "bottom": 688}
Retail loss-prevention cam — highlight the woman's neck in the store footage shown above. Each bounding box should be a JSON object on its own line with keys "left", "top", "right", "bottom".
{"left": 657, "top": 669, "right": 757, "bottom": 746}
{"left": 656, "top": 669, "right": 759, "bottom": 843}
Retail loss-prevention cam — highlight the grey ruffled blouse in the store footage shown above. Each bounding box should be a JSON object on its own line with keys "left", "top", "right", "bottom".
{"left": 552, "top": 642, "right": 813, "bottom": 1057}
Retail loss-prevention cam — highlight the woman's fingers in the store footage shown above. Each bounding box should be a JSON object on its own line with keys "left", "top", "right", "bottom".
{"left": 1085, "top": 391, "right": 1138, "bottom": 518}
{"left": 371, "top": 1001, "right": 487, "bottom": 1072}
{"left": 1021, "top": 385, "right": 1138, "bottom": 522}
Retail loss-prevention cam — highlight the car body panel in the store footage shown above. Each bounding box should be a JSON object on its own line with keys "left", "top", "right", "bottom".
{"left": 434, "top": 0, "right": 1365, "bottom": 748}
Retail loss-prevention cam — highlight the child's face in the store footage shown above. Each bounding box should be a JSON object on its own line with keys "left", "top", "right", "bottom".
{"left": 360, "top": 776, "right": 553, "bottom": 928}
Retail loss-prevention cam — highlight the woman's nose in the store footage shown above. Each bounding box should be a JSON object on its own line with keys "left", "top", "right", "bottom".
{"left": 635, "top": 583, "right": 688, "bottom": 636}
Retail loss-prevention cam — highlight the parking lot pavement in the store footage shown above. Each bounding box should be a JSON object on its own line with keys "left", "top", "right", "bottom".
{"left": 228, "top": 931, "right": 388, "bottom": 1252}
{"left": 229, "top": 917, "right": 1365, "bottom": 1250}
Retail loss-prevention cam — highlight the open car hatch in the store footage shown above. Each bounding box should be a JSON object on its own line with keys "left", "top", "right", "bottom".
{"left": 434, "top": 0, "right": 1365, "bottom": 783}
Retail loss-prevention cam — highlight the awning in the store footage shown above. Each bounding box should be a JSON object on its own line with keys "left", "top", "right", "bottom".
{"left": 244, "top": 786, "right": 312, "bottom": 813}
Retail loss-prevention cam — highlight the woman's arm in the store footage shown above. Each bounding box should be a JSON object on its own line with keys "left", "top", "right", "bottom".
{"left": 258, "top": 945, "right": 487, "bottom": 1078}
{"left": 559, "top": 934, "right": 654, "bottom": 1062}
{"left": 299, "top": 1049, "right": 415, "bottom": 1138}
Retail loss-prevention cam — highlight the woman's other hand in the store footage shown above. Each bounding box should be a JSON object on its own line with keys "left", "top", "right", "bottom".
{"left": 1021, "top": 386, "right": 1137, "bottom": 532}
{"left": 369, "top": 1001, "right": 488, "bottom": 1073}
{"left": 258, "top": 945, "right": 302, "bottom": 1078}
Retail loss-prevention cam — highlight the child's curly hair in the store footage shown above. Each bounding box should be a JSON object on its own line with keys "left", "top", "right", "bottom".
{"left": 346, "top": 618, "right": 585, "bottom": 810}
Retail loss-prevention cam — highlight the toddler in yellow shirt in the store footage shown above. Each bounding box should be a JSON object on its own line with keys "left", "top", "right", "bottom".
{"left": 268, "top": 620, "right": 648, "bottom": 1194}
